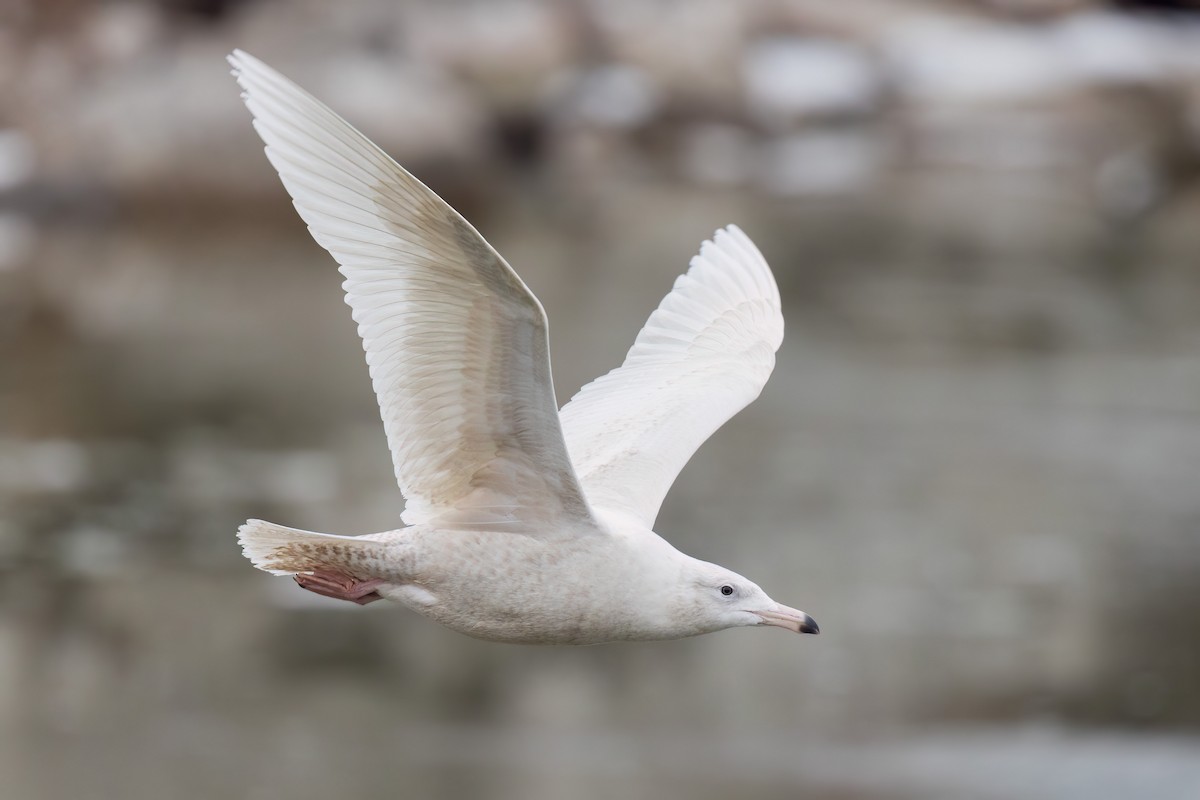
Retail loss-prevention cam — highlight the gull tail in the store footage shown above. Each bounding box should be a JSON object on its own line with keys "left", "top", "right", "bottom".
{"left": 237, "top": 519, "right": 388, "bottom": 577}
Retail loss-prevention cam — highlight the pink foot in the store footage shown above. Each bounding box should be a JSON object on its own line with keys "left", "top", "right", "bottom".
{"left": 294, "top": 569, "right": 384, "bottom": 605}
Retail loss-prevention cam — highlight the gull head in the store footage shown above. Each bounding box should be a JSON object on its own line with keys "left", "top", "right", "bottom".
{"left": 673, "top": 558, "right": 818, "bottom": 637}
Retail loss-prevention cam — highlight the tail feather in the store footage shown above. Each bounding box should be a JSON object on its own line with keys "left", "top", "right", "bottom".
{"left": 237, "top": 519, "right": 387, "bottom": 577}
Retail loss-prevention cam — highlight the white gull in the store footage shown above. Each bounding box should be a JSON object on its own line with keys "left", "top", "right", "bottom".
{"left": 228, "top": 50, "right": 817, "bottom": 645}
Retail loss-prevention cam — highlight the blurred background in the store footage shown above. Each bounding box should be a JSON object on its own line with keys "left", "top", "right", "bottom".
{"left": 3, "top": 0, "right": 1200, "bottom": 798}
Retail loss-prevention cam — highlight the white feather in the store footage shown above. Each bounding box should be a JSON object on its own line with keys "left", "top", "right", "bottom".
{"left": 229, "top": 51, "right": 784, "bottom": 539}
{"left": 229, "top": 50, "right": 594, "bottom": 533}
{"left": 559, "top": 225, "right": 784, "bottom": 527}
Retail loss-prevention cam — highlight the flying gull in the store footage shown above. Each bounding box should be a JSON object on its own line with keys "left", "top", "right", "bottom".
{"left": 228, "top": 50, "right": 818, "bottom": 644}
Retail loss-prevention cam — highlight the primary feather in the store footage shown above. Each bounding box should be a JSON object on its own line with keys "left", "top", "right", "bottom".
{"left": 229, "top": 49, "right": 593, "bottom": 533}
{"left": 560, "top": 226, "right": 784, "bottom": 527}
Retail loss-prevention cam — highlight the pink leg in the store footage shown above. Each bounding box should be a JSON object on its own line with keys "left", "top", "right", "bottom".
{"left": 294, "top": 569, "right": 385, "bottom": 605}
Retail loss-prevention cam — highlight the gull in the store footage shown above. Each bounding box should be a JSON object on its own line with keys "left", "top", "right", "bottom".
{"left": 228, "top": 50, "right": 817, "bottom": 644}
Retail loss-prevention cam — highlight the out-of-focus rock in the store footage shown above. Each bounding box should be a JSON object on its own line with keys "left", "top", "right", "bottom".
{"left": 82, "top": 1, "right": 164, "bottom": 65}
{"left": 305, "top": 55, "right": 487, "bottom": 160}
{"left": 0, "top": 130, "right": 35, "bottom": 192}
{"left": 885, "top": 13, "right": 1200, "bottom": 107}
{"left": 267, "top": 607, "right": 392, "bottom": 670}
{"left": 545, "top": 64, "right": 661, "bottom": 131}
{"left": 981, "top": 0, "right": 1100, "bottom": 19}
{"left": 0, "top": 27, "right": 19, "bottom": 103}
{"left": 58, "top": 525, "right": 130, "bottom": 578}
{"left": 1187, "top": 87, "right": 1200, "bottom": 150}
{"left": 1095, "top": 146, "right": 1163, "bottom": 219}
{"left": 401, "top": 0, "right": 577, "bottom": 109}
{"left": 169, "top": 444, "right": 340, "bottom": 507}
{"left": 743, "top": 38, "right": 881, "bottom": 126}
{"left": 260, "top": 451, "right": 340, "bottom": 506}
{"left": 588, "top": 0, "right": 748, "bottom": 106}
{"left": 503, "top": 659, "right": 612, "bottom": 725}
{"left": 0, "top": 439, "right": 89, "bottom": 494}
{"left": 758, "top": 129, "right": 885, "bottom": 196}
{"left": 24, "top": 44, "right": 487, "bottom": 203}
{"left": 1054, "top": 12, "right": 1169, "bottom": 86}
{"left": 753, "top": 0, "right": 936, "bottom": 42}
{"left": 679, "top": 123, "right": 755, "bottom": 187}
{"left": 4, "top": 0, "right": 1200, "bottom": 210}
{"left": 905, "top": 109, "right": 1079, "bottom": 171}
{"left": 884, "top": 20, "right": 1081, "bottom": 105}
{"left": 0, "top": 214, "right": 35, "bottom": 272}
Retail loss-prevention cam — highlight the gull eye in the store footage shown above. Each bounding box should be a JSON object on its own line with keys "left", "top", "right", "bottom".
{"left": 720, "top": 585, "right": 735, "bottom": 596}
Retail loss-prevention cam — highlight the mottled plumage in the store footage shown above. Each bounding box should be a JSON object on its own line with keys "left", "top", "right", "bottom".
{"left": 230, "top": 50, "right": 817, "bottom": 644}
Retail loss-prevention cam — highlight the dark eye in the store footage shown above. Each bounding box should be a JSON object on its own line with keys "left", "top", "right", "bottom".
{"left": 720, "top": 585, "right": 734, "bottom": 596}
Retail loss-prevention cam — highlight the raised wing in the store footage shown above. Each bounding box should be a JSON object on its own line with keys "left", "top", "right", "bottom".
{"left": 230, "top": 50, "right": 594, "bottom": 532}
{"left": 559, "top": 226, "right": 783, "bottom": 528}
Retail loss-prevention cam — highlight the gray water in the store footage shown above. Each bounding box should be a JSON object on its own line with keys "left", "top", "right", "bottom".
{"left": 3, "top": 171, "right": 1200, "bottom": 799}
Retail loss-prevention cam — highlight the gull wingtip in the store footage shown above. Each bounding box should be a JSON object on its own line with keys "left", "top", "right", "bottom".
{"left": 228, "top": 49, "right": 271, "bottom": 80}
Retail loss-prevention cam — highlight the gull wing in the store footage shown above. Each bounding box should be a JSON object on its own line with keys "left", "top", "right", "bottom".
{"left": 559, "top": 226, "right": 783, "bottom": 528}
{"left": 230, "top": 50, "right": 595, "bottom": 533}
